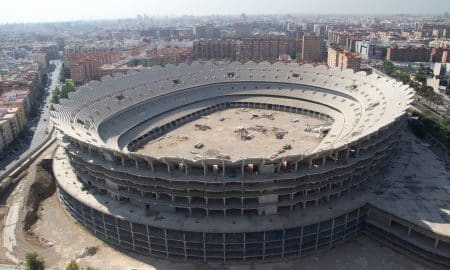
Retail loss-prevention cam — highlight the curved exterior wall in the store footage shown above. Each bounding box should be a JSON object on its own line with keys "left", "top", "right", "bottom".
{"left": 57, "top": 185, "right": 367, "bottom": 263}
{"left": 63, "top": 120, "right": 400, "bottom": 216}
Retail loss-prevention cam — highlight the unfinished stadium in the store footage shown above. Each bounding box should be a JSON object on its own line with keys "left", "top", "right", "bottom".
{"left": 50, "top": 62, "right": 450, "bottom": 266}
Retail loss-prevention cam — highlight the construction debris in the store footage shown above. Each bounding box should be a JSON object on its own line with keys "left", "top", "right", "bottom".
{"left": 235, "top": 127, "right": 254, "bottom": 141}
{"left": 283, "top": 144, "right": 292, "bottom": 150}
{"left": 304, "top": 124, "right": 312, "bottom": 132}
{"left": 194, "top": 142, "right": 204, "bottom": 149}
{"left": 195, "top": 124, "right": 211, "bottom": 131}
{"left": 75, "top": 246, "right": 99, "bottom": 259}
{"left": 250, "top": 113, "right": 275, "bottom": 120}
{"left": 177, "top": 136, "right": 189, "bottom": 141}
{"left": 262, "top": 112, "right": 275, "bottom": 120}
{"left": 272, "top": 127, "right": 288, "bottom": 139}
{"left": 248, "top": 125, "right": 267, "bottom": 133}
{"left": 217, "top": 153, "right": 231, "bottom": 160}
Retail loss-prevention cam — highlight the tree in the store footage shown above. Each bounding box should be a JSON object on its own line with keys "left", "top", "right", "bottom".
{"left": 415, "top": 65, "right": 427, "bottom": 85}
{"left": 60, "top": 80, "right": 75, "bottom": 99}
{"left": 60, "top": 63, "right": 71, "bottom": 82}
{"left": 395, "top": 71, "right": 410, "bottom": 84}
{"left": 25, "top": 252, "right": 45, "bottom": 270}
{"left": 433, "top": 94, "right": 444, "bottom": 111}
{"left": 66, "top": 261, "right": 80, "bottom": 270}
{"left": 51, "top": 87, "right": 60, "bottom": 104}
{"left": 381, "top": 60, "right": 394, "bottom": 76}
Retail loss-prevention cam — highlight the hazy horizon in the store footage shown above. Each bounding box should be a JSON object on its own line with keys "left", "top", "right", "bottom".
{"left": 0, "top": 0, "right": 449, "bottom": 24}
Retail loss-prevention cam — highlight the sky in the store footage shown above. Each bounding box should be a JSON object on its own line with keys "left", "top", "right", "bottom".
{"left": 0, "top": 0, "right": 449, "bottom": 23}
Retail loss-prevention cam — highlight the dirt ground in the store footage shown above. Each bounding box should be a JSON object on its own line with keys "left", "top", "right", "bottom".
{"left": 137, "top": 108, "right": 327, "bottom": 161}
{"left": 19, "top": 192, "right": 432, "bottom": 270}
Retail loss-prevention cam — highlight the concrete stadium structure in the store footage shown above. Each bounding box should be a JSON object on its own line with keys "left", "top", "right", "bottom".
{"left": 50, "top": 62, "right": 450, "bottom": 266}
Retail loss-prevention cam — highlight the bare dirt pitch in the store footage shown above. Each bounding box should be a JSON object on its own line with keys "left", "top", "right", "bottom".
{"left": 136, "top": 108, "right": 329, "bottom": 161}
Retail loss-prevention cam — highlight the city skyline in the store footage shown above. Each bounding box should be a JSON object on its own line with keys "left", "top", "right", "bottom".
{"left": 0, "top": 0, "right": 449, "bottom": 24}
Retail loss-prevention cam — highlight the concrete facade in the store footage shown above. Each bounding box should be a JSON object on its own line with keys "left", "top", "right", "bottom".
{"left": 50, "top": 62, "right": 433, "bottom": 264}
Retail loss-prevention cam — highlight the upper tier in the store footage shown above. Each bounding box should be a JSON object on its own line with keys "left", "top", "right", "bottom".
{"left": 51, "top": 62, "right": 414, "bottom": 163}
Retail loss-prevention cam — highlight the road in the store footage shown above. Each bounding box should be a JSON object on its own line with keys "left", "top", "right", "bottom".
{"left": 0, "top": 60, "right": 61, "bottom": 180}
{"left": 29, "top": 60, "right": 61, "bottom": 149}
{"left": 369, "top": 65, "right": 448, "bottom": 121}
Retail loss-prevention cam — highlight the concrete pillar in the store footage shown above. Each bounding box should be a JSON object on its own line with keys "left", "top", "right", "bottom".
{"left": 202, "top": 160, "right": 207, "bottom": 176}
{"left": 241, "top": 160, "right": 245, "bottom": 179}
{"left": 147, "top": 159, "right": 154, "bottom": 173}
{"left": 345, "top": 147, "right": 350, "bottom": 160}
{"left": 330, "top": 218, "right": 335, "bottom": 247}
{"left": 262, "top": 231, "right": 266, "bottom": 261}
{"left": 322, "top": 156, "right": 326, "bottom": 167}
{"left": 299, "top": 226, "right": 304, "bottom": 255}
{"left": 222, "top": 160, "right": 225, "bottom": 176}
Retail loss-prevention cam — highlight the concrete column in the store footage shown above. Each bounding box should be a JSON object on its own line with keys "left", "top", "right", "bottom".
{"left": 202, "top": 160, "right": 207, "bottom": 176}
{"left": 241, "top": 160, "right": 245, "bottom": 179}
{"left": 202, "top": 233, "right": 207, "bottom": 262}
{"left": 262, "top": 231, "right": 266, "bottom": 261}
{"left": 299, "top": 226, "right": 304, "bottom": 255}
{"left": 330, "top": 218, "right": 335, "bottom": 247}
{"left": 222, "top": 160, "right": 225, "bottom": 176}
{"left": 183, "top": 232, "right": 187, "bottom": 260}
{"left": 148, "top": 160, "right": 154, "bottom": 173}
{"left": 322, "top": 156, "right": 326, "bottom": 167}
{"left": 345, "top": 147, "right": 350, "bottom": 160}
